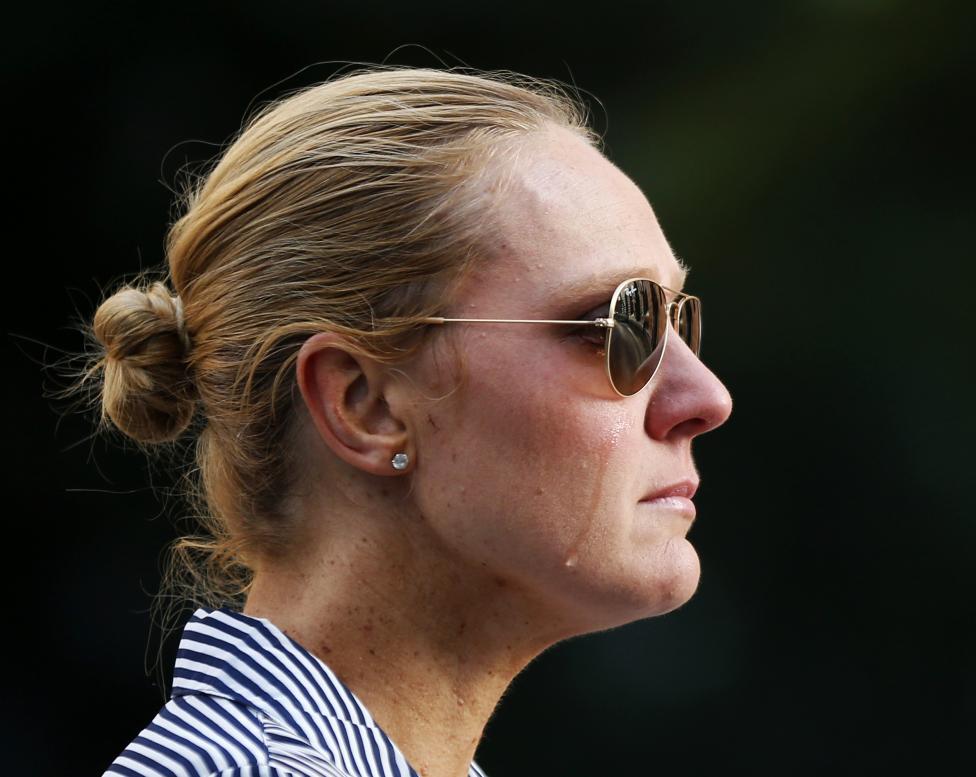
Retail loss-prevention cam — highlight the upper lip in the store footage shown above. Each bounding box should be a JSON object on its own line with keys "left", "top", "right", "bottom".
{"left": 640, "top": 478, "right": 699, "bottom": 501}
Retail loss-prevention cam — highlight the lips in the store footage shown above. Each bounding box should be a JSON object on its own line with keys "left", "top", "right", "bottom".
{"left": 639, "top": 478, "right": 699, "bottom": 502}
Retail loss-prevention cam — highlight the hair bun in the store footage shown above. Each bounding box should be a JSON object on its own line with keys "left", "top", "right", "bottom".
{"left": 93, "top": 280, "right": 197, "bottom": 443}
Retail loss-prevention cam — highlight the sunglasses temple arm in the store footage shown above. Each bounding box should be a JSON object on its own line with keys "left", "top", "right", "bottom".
{"left": 420, "top": 317, "right": 614, "bottom": 327}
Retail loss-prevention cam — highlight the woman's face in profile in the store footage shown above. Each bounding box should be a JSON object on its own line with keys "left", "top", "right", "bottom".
{"left": 404, "top": 125, "right": 733, "bottom": 635}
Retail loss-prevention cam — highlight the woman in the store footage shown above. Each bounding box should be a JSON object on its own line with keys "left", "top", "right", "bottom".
{"left": 86, "top": 65, "right": 732, "bottom": 777}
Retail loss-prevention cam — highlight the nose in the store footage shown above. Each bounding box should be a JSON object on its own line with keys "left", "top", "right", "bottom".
{"left": 644, "top": 331, "right": 733, "bottom": 441}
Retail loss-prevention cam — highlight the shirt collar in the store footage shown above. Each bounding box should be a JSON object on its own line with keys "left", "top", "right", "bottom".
{"left": 173, "top": 607, "right": 380, "bottom": 730}
{"left": 172, "top": 608, "right": 489, "bottom": 777}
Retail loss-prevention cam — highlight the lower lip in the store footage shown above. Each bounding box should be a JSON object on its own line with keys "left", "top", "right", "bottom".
{"left": 639, "top": 496, "right": 696, "bottom": 519}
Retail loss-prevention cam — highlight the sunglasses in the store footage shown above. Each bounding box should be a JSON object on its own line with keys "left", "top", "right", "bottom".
{"left": 421, "top": 277, "right": 701, "bottom": 396}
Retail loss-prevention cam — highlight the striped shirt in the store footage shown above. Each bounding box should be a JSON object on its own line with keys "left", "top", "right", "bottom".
{"left": 105, "top": 608, "right": 491, "bottom": 777}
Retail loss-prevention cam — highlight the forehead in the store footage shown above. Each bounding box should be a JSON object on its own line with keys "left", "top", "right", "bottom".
{"left": 466, "top": 125, "right": 685, "bottom": 311}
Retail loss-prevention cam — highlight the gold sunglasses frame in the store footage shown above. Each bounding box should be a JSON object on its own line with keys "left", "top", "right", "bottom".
{"left": 419, "top": 276, "right": 701, "bottom": 397}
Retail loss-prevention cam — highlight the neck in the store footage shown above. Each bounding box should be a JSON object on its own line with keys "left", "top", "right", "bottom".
{"left": 244, "top": 495, "right": 570, "bottom": 777}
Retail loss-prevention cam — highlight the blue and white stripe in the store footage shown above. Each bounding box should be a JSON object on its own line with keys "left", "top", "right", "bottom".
{"left": 104, "top": 608, "right": 491, "bottom": 777}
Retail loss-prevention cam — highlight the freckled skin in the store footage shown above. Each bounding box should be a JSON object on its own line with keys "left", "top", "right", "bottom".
{"left": 401, "top": 126, "right": 733, "bottom": 634}
{"left": 246, "top": 124, "right": 732, "bottom": 777}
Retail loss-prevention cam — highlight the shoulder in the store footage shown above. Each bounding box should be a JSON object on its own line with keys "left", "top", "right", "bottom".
{"left": 103, "top": 695, "right": 272, "bottom": 777}
{"left": 107, "top": 764, "right": 326, "bottom": 777}
{"left": 103, "top": 695, "right": 360, "bottom": 777}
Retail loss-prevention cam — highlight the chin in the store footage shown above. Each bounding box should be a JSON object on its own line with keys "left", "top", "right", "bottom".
{"left": 625, "top": 538, "right": 701, "bottom": 620}
{"left": 648, "top": 558, "right": 701, "bottom": 616}
{"left": 591, "top": 539, "right": 703, "bottom": 630}
{"left": 649, "top": 536, "right": 701, "bottom": 611}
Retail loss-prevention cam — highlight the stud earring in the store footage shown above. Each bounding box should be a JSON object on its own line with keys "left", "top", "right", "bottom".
{"left": 391, "top": 452, "right": 409, "bottom": 471}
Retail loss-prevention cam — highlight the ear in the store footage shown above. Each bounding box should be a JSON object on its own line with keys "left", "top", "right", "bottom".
{"left": 295, "top": 332, "right": 411, "bottom": 477}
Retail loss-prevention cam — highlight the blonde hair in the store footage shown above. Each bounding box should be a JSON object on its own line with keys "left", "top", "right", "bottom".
{"left": 70, "top": 65, "right": 599, "bottom": 611}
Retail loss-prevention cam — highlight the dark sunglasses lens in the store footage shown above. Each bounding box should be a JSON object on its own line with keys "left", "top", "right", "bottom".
{"left": 677, "top": 296, "right": 702, "bottom": 356}
{"left": 607, "top": 279, "right": 666, "bottom": 395}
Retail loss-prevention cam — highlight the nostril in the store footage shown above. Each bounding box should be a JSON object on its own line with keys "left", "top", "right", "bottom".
{"left": 673, "top": 416, "right": 717, "bottom": 439}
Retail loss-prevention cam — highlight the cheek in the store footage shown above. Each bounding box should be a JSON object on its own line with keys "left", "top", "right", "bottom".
{"left": 411, "top": 355, "right": 639, "bottom": 584}
{"left": 408, "top": 334, "right": 701, "bottom": 624}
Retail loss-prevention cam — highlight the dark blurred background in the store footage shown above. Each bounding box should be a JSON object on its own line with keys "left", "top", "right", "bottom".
{"left": 7, "top": 1, "right": 974, "bottom": 774}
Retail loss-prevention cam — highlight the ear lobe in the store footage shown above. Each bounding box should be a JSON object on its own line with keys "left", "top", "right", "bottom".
{"left": 296, "top": 333, "right": 409, "bottom": 477}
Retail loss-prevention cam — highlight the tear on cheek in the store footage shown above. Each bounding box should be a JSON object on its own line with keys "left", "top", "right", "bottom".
{"left": 606, "top": 414, "right": 630, "bottom": 451}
